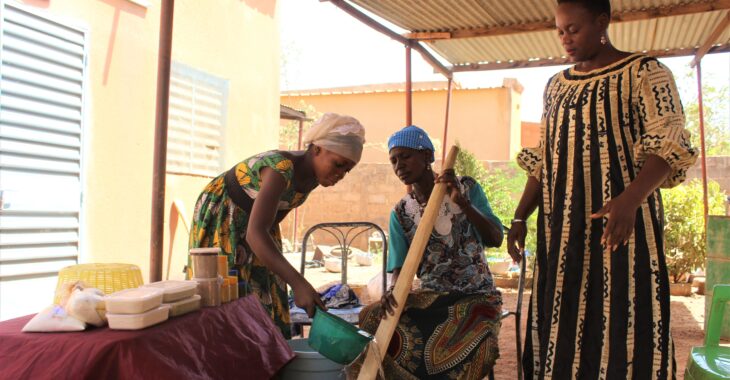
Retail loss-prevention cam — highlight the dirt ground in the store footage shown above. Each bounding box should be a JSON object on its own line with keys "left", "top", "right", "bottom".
{"left": 285, "top": 247, "right": 385, "bottom": 302}
{"left": 494, "top": 290, "right": 709, "bottom": 379}
{"left": 285, "top": 250, "right": 714, "bottom": 379}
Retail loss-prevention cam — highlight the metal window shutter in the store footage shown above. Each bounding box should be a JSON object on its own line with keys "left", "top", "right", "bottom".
{"left": 167, "top": 62, "right": 227, "bottom": 177}
{"left": 0, "top": 1, "right": 86, "bottom": 320}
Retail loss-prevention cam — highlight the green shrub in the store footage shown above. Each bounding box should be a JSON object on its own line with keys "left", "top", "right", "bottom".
{"left": 453, "top": 144, "right": 538, "bottom": 261}
{"left": 661, "top": 179, "right": 726, "bottom": 282}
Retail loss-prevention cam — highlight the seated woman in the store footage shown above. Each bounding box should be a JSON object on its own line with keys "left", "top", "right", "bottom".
{"left": 189, "top": 113, "right": 365, "bottom": 339}
{"left": 359, "top": 126, "right": 506, "bottom": 379}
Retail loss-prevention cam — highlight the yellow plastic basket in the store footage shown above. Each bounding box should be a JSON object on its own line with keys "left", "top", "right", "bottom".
{"left": 54, "top": 263, "right": 144, "bottom": 304}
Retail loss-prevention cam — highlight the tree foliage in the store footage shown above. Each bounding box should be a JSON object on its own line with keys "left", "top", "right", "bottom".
{"left": 679, "top": 68, "right": 730, "bottom": 156}
{"left": 279, "top": 101, "right": 322, "bottom": 150}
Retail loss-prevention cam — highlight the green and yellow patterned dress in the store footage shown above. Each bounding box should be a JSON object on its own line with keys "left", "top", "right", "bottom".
{"left": 189, "top": 151, "right": 310, "bottom": 339}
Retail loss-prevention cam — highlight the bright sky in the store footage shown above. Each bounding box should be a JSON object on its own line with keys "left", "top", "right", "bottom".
{"left": 280, "top": 0, "right": 729, "bottom": 123}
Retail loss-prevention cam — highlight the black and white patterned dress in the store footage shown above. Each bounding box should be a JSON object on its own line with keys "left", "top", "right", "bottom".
{"left": 516, "top": 54, "right": 697, "bottom": 380}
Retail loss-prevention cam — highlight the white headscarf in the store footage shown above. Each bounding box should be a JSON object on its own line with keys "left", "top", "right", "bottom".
{"left": 303, "top": 113, "right": 366, "bottom": 163}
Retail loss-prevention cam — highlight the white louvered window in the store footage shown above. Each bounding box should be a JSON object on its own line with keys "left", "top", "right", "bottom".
{"left": 167, "top": 62, "right": 228, "bottom": 177}
{"left": 0, "top": 1, "right": 86, "bottom": 320}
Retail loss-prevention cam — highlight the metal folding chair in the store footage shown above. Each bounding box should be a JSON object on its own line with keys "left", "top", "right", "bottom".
{"left": 290, "top": 222, "right": 387, "bottom": 335}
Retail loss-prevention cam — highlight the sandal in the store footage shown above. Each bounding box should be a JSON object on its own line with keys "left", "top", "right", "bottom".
{"left": 305, "top": 260, "right": 324, "bottom": 268}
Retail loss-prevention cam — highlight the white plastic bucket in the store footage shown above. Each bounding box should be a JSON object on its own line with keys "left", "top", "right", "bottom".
{"left": 279, "top": 339, "right": 345, "bottom": 380}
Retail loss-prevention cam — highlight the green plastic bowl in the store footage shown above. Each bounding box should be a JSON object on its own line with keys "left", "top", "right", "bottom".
{"left": 308, "top": 308, "right": 373, "bottom": 364}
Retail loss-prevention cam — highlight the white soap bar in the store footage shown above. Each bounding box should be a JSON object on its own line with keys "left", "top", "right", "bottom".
{"left": 164, "top": 295, "right": 201, "bottom": 317}
{"left": 105, "top": 287, "right": 164, "bottom": 314}
{"left": 107, "top": 305, "right": 170, "bottom": 330}
{"left": 142, "top": 280, "right": 198, "bottom": 303}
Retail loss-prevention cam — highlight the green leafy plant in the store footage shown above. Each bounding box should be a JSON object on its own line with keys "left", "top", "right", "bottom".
{"left": 453, "top": 143, "right": 538, "bottom": 263}
{"left": 661, "top": 179, "right": 726, "bottom": 283}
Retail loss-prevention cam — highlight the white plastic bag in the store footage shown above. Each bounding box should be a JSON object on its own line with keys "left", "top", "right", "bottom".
{"left": 22, "top": 305, "right": 85, "bottom": 332}
{"left": 66, "top": 287, "right": 107, "bottom": 327}
{"left": 367, "top": 271, "right": 393, "bottom": 301}
{"left": 367, "top": 271, "right": 421, "bottom": 302}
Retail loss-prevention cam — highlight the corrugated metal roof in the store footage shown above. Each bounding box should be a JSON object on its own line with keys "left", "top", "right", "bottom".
{"left": 351, "top": 0, "right": 557, "bottom": 31}
{"left": 347, "top": 0, "right": 730, "bottom": 70}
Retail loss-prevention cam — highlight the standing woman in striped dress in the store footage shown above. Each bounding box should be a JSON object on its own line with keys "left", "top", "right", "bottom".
{"left": 508, "top": 1, "right": 698, "bottom": 379}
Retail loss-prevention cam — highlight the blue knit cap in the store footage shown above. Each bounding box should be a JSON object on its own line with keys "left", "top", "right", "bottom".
{"left": 387, "top": 125, "right": 435, "bottom": 163}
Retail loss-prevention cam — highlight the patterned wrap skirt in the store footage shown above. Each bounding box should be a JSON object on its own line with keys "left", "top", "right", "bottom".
{"left": 358, "top": 290, "right": 502, "bottom": 379}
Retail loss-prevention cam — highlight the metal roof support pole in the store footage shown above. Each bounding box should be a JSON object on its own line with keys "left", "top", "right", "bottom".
{"left": 293, "top": 119, "right": 304, "bottom": 249}
{"left": 150, "top": 0, "right": 175, "bottom": 283}
{"left": 691, "top": 12, "right": 730, "bottom": 68}
{"left": 696, "top": 61, "right": 709, "bottom": 228}
{"left": 441, "top": 77, "right": 453, "bottom": 163}
{"left": 406, "top": 42, "right": 413, "bottom": 126}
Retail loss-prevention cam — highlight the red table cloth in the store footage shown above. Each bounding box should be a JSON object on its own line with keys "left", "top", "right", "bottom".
{"left": 0, "top": 295, "right": 294, "bottom": 380}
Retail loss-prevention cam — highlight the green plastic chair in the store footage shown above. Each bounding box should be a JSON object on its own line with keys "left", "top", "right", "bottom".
{"left": 685, "top": 284, "right": 730, "bottom": 380}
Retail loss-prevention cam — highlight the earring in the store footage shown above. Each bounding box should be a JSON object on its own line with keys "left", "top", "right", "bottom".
{"left": 426, "top": 164, "right": 432, "bottom": 172}
{"left": 600, "top": 34, "right": 607, "bottom": 45}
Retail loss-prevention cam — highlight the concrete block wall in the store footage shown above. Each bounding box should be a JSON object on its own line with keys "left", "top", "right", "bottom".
{"left": 280, "top": 156, "right": 730, "bottom": 251}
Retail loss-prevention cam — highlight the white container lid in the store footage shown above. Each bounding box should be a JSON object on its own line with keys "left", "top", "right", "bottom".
{"left": 105, "top": 287, "right": 164, "bottom": 314}
{"left": 107, "top": 305, "right": 171, "bottom": 330}
{"left": 189, "top": 247, "right": 221, "bottom": 255}
{"left": 194, "top": 276, "right": 224, "bottom": 284}
{"left": 142, "top": 280, "right": 198, "bottom": 302}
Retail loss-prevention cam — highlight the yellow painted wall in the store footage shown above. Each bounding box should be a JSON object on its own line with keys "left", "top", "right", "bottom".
{"left": 16, "top": 0, "right": 280, "bottom": 282}
{"left": 163, "top": 0, "right": 281, "bottom": 280}
{"left": 282, "top": 86, "right": 521, "bottom": 163}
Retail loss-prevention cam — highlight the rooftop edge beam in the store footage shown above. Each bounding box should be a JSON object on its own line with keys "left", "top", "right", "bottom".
{"left": 450, "top": 44, "right": 730, "bottom": 72}
{"left": 691, "top": 11, "right": 730, "bottom": 67}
